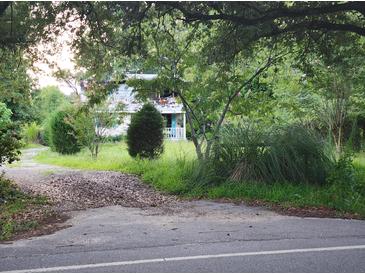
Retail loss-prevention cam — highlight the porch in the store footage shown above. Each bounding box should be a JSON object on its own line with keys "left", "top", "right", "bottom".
{"left": 164, "top": 127, "right": 185, "bottom": 140}
{"left": 162, "top": 113, "right": 186, "bottom": 140}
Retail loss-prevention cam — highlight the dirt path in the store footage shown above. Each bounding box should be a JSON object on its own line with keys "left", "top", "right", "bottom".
{"left": 1, "top": 147, "right": 71, "bottom": 192}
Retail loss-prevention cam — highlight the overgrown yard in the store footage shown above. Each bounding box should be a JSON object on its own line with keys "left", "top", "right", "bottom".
{"left": 0, "top": 174, "right": 55, "bottom": 241}
{"left": 36, "top": 141, "right": 196, "bottom": 193}
{"left": 35, "top": 141, "right": 365, "bottom": 219}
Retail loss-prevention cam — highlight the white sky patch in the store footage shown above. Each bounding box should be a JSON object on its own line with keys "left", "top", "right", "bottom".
{"left": 28, "top": 12, "right": 80, "bottom": 95}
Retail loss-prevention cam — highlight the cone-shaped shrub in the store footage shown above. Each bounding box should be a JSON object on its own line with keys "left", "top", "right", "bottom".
{"left": 49, "top": 109, "right": 81, "bottom": 154}
{"left": 127, "top": 103, "right": 164, "bottom": 159}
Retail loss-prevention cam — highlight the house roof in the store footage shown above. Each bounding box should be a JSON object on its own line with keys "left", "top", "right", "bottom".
{"left": 108, "top": 74, "right": 185, "bottom": 114}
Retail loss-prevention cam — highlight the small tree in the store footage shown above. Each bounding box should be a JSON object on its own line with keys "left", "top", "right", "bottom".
{"left": 75, "top": 102, "right": 123, "bottom": 158}
{"left": 49, "top": 109, "right": 81, "bottom": 154}
{"left": 127, "top": 103, "right": 164, "bottom": 159}
{"left": 0, "top": 103, "right": 21, "bottom": 166}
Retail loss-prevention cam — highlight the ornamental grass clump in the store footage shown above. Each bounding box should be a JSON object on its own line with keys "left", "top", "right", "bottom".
{"left": 127, "top": 103, "right": 164, "bottom": 159}
{"left": 207, "top": 123, "right": 335, "bottom": 185}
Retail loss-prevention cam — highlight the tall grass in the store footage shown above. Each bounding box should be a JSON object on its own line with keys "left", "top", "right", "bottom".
{"left": 21, "top": 122, "right": 41, "bottom": 145}
{"left": 206, "top": 123, "right": 335, "bottom": 185}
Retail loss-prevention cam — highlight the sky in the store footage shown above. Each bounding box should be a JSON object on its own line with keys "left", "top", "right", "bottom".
{"left": 29, "top": 16, "right": 79, "bottom": 95}
{"left": 32, "top": 49, "right": 76, "bottom": 95}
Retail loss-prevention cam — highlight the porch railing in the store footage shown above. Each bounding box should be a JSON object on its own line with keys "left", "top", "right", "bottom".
{"left": 164, "top": 127, "right": 185, "bottom": 140}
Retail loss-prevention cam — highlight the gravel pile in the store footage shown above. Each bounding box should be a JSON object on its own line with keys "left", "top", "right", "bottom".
{"left": 27, "top": 171, "right": 177, "bottom": 211}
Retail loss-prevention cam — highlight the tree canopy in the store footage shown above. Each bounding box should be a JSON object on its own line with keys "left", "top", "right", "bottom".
{"left": 1, "top": 1, "right": 365, "bottom": 157}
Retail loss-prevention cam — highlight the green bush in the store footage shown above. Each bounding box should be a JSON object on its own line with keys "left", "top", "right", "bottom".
{"left": 21, "top": 122, "right": 41, "bottom": 144}
{"left": 127, "top": 103, "right": 164, "bottom": 159}
{"left": 49, "top": 109, "right": 81, "bottom": 154}
{"left": 327, "top": 152, "right": 356, "bottom": 186}
{"left": 326, "top": 152, "right": 365, "bottom": 213}
{"left": 201, "top": 123, "right": 335, "bottom": 186}
{"left": 0, "top": 103, "right": 21, "bottom": 166}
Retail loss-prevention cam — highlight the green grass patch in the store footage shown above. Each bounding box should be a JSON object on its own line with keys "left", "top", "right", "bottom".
{"left": 0, "top": 175, "right": 49, "bottom": 241}
{"left": 35, "top": 141, "right": 365, "bottom": 218}
{"left": 203, "top": 181, "right": 364, "bottom": 215}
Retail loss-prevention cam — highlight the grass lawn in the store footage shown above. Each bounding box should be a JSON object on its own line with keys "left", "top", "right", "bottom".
{"left": 35, "top": 141, "right": 365, "bottom": 218}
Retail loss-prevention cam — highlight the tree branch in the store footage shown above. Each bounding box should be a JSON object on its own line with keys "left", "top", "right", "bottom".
{"left": 165, "top": 2, "right": 365, "bottom": 37}
{"left": 167, "top": 2, "right": 365, "bottom": 24}
{"left": 211, "top": 50, "right": 287, "bottom": 140}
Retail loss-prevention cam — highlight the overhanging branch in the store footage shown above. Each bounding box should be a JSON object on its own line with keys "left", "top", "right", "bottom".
{"left": 164, "top": 2, "right": 365, "bottom": 37}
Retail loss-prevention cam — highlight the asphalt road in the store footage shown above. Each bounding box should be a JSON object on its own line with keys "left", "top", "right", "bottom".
{"left": 1, "top": 202, "right": 365, "bottom": 273}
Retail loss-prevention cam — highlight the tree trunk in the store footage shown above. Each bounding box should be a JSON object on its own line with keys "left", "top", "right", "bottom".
{"left": 185, "top": 106, "right": 203, "bottom": 160}
{"left": 95, "top": 143, "right": 99, "bottom": 159}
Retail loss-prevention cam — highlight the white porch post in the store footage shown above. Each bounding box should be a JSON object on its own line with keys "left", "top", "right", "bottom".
{"left": 183, "top": 112, "right": 186, "bottom": 140}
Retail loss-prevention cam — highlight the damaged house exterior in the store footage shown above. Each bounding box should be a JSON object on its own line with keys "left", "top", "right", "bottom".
{"left": 92, "top": 73, "right": 187, "bottom": 140}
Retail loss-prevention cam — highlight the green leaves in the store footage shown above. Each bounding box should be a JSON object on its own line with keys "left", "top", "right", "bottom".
{"left": 127, "top": 103, "right": 164, "bottom": 159}
{"left": 0, "top": 49, "right": 33, "bottom": 123}
{"left": 49, "top": 109, "right": 81, "bottom": 155}
{"left": 0, "top": 103, "right": 21, "bottom": 166}
{"left": 32, "top": 86, "right": 70, "bottom": 124}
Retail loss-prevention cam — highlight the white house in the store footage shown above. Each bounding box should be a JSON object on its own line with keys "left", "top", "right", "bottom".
{"left": 105, "top": 73, "right": 187, "bottom": 140}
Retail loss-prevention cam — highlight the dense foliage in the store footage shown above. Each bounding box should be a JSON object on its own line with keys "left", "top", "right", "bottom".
{"left": 0, "top": 103, "right": 21, "bottom": 166}
{"left": 127, "top": 104, "right": 164, "bottom": 159}
{"left": 21, "top": 122, "right": 42, "bottom": 145}
{"left": 32, "top": 86, "right": 70, "bottom": 123}
{"left": 74, "top": 101, "right": 123, "bottom": 158}
{"left": 49, "top": 109, "right": 81, "bottom": 154}
{"left": 0, "top": 49, "right": 33, "bottom": 123}
{"left": 205, "top": 124, "right": 334, "bottom": 185}
{"left": 0, "top": 173, "right": 48, "bottom": 241}
{"left": 1, "top": 1, "right": 365, "bottom": 219}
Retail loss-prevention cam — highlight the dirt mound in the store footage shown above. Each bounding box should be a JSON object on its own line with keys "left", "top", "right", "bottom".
{"left": 28, "top": 171, "right": 177, "bottom": 211}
